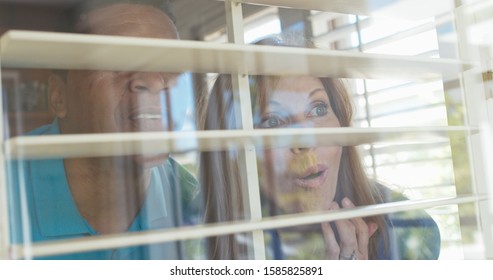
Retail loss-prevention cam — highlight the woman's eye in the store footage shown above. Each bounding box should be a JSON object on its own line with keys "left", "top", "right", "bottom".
{"left": 308, "top": 103, "right": 328, "bottom": 117}
{"left": 260, "top": 114, "right": 285, "bottom": 128}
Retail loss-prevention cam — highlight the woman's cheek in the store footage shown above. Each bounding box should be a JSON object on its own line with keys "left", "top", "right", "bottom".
{"left": 257, "top": 149, "right": 290, "bottom": 204}
{"left": 259, "top": 149, "right": 287, "bottom": 178}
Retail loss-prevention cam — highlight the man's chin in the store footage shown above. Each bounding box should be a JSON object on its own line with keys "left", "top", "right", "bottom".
{"left": 132, "top": 153, "right": 169, "bottom": 168}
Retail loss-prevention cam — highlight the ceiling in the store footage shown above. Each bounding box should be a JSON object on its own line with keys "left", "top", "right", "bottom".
{"left": 0, "top": 0, "right": 267, "bottom": 40}
{"left": 0, "top": 0, "right": 78, "bottom": 5}
{"left": 171, "top": 0, "right": 265, "bottom": 39}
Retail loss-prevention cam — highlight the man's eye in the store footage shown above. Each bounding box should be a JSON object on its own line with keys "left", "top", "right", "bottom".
{"left": 260, "top": 114, "right": 285, "bottom": 128}
{"left": 308, "top": 103, "right": 328, "bottom": 117}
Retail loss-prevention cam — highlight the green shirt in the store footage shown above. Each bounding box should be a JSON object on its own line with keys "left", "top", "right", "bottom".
{"left": 7, "top": 119, "right": 202, "bottom": 259}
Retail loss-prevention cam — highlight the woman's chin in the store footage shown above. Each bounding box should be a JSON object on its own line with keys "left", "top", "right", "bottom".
{"left": 279, "top": 223, "right": 320, "bottom": 232}
{"left": 276, "top": 199, "right": 323, "bottom": 215}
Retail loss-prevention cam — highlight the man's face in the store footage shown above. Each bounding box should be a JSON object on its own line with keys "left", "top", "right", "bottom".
{"left": 56, "top": 4, "right": 180, "bottom": 167}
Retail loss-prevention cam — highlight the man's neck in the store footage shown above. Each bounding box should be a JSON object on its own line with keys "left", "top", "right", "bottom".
{"left": 64, "top": 157, "right": 151, "bottom": 234}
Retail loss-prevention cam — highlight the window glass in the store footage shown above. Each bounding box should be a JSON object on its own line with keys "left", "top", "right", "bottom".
{"left": 0, "top": 0, "right": 489, "bottom": 261}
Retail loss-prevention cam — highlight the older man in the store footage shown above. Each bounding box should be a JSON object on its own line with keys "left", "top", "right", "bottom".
{"left": 7, "top": 0, "right": 201, "bottom": 259}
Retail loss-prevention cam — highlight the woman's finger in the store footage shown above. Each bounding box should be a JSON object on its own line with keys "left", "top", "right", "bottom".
{"left": 368, "top": 222, "right": 379, "bottom": 238}
{"left": 321, "top": 218, "right": 340, "bottom": 259}
{"left": 341, "top": 197, "right": 372, "bottom": 260}
{"left": 322, "top": 202, "right": 340, "bottom": 259}
{"left": 332, "top": 202, "right": 359, "bottom": 259}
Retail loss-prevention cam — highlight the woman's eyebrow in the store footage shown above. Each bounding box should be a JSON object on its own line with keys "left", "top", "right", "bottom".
{"left": 309, "top": 88, "right": 325, "bottom": 98}
{"left": 268, "top": 99, "right": 282, "bottom": 107}
{"left": 268, "top": 88, "right": 325, "bottom": 108}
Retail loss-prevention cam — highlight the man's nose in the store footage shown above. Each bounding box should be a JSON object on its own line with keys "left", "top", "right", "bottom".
{"left": 290, "top": 146, "right": 313, "bottom": 154}
{"left": 129, "top": 73, "right": 166, "bottom": 94}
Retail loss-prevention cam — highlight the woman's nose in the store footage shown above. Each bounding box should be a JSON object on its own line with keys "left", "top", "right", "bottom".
{"left": 129, "top": 73, "right": 166, "bottom": 94}
{"left": 288, "top": 122, "right": 315, "bottom": 154}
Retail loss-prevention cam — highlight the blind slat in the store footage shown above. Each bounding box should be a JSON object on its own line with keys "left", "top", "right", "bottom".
{"left": 1, "top": 30, "right": 468, "bottom": 80}
{"left": 4, "top": 126, "right": 476, "bottom": 160}
{"left": 217, "top": 0, "right": 454, "bottom": 19}
{"left": 10, "top": 194, "right": 486, "bottom": 259}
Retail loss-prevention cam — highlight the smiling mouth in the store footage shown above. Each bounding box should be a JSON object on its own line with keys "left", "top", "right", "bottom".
{"left": 126, "top": 112, "right": 167, "bottom": 132}
{"left": 129, "top": 114, "right": 162, "bottom": 120}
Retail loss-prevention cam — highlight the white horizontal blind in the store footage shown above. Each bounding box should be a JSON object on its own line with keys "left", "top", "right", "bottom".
{"left": 0, "top": 0, "right": 489, "bottom": 260}
{"left": 9, "top": 195, "right": 485, "bottom": 259}
{"left": 307, "top": 7, "right": 480, "bottom": 258}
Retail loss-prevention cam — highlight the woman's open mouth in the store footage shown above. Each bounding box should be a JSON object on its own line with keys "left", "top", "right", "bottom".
{"left": 294, "top": 165, "right": 328, "bottom": 189}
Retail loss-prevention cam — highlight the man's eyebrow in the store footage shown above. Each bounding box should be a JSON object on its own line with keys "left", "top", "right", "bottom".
{"left": 163, "top": 72, "right": 181, "bottom": 80}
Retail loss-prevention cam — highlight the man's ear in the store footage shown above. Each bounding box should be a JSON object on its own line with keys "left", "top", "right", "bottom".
{"left": 48, "top": 74, "right": 68, "bottom": 118}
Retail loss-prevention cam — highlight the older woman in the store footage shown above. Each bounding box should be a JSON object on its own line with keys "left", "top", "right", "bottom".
{"left": 199, "top": 36, "right": 440, "bottom": 260}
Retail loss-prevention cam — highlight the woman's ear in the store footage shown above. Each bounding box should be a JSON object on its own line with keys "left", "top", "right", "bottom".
{"left": 48, "top": 74, "right": 67, "bottom": 118}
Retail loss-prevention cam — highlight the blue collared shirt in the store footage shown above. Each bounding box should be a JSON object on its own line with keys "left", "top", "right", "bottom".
{"left": 7, "top": 119, "right": 202, "bottom": 259}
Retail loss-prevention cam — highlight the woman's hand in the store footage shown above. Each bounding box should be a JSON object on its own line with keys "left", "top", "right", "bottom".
{"left": 321, "top": 197, "right": 378, "bottom": 260}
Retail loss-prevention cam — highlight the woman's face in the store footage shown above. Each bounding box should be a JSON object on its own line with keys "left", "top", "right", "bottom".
{"left": 256, "top": 76, "right": 343, "bottom": 214}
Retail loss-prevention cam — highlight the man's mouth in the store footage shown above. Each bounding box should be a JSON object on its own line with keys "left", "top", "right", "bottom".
{"left": 129, "top": 113, "right": 162, "bottom": 120}
{"left": 127, "top": 110, "right": 167, "bottom": 132}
